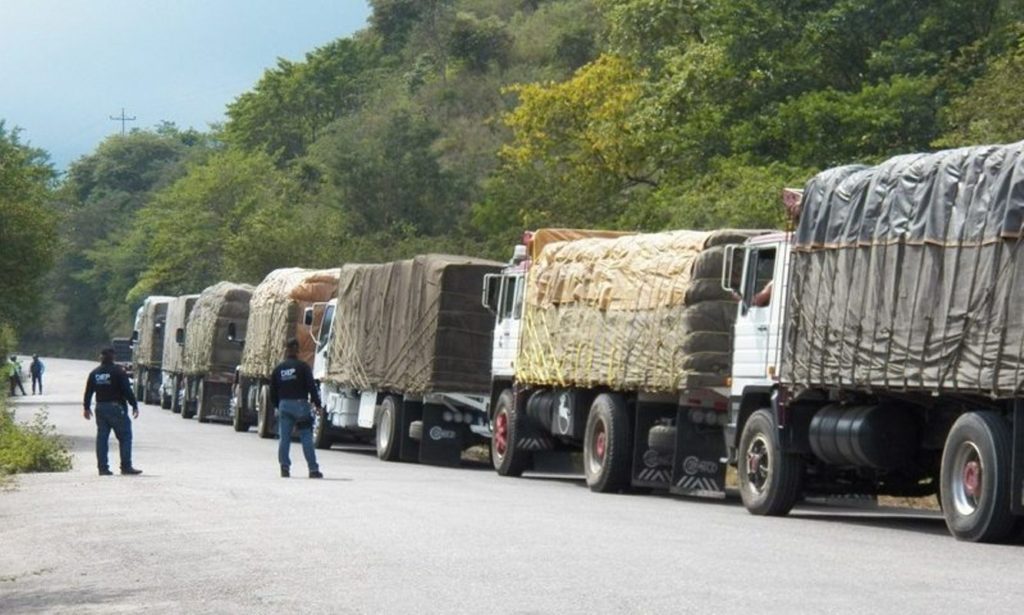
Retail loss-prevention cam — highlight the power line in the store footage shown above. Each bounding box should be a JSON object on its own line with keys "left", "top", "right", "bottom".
{"left": 109, "top": 107, "right": 137, "bottom": 135}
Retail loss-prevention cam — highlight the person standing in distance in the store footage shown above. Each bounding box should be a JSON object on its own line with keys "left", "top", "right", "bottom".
{"left": 83, "top": 347, "right": 142, "bottom": 476}
{"left": 270, "top": 338, "right": 323, "bottom": 478}
{"left": 29, "top": 354, "right": 44, "bottom": 394}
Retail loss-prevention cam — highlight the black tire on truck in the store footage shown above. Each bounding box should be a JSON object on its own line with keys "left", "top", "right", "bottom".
{"left": 256, "top": 384, "right": 275, "bottom": 439}
{"left": 738, "top": 409, "right": 803, "bottom": 516}
{"left": 583, "top": 393, "right": 632, "bottom": 493}
{"left": 375, "top": 395, "right": 401, "bottom": 461}
{"left": 491, "top": 389, "right": 531, "bottom": 477}
{"left": 134, "top": 369, "right": 145, "bottom": 404}
{"left": 196, "top": 379, "right": 210, "bottom": 423}
{"left": 232, "top": 380, "right": 250, "bottom": 433}
{"left": 181, "top": 377, "right": 197, "bottom": 419}
{"left": 161, "top": 378, "right": 173, "bottom": 410}
{"left": 170, "top": 375, "right": 182, "bottom": 414}
{"left": 313, "top": 406, "right": 333, "bottom": 450}
{"left": 940, "top": 411, "right": 1016, "bottom": 543}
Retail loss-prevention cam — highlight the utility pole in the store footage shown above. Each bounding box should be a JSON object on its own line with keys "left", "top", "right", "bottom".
{"left": 109, "top": 107, "right": 137, "bottom": 135}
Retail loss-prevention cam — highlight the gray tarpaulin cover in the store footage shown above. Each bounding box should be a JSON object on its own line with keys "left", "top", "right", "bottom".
{"left": 182, "top": 282, "right": 254, "bottom": 377}
{"left": 326, "top": 254, "right": 502, "bottom": 394}
{"left": 133, "top": 296, "right": 173, "bottom": 367}
{"left": 161, "top": 294, "right": 199, "bottom": 373}
{"left": 783, "top": 142, "right": 1024, "bottom": 397}
{"left": 517, "top": 230, "right": 764, "bottom": 392}
{"left": 239, "top": 268, "right": 340, "bottom": 379}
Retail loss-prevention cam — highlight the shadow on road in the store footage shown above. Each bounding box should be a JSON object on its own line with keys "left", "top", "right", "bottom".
{"left": 789, "top": 510, "right": 953, "bottom": 538}
{"left": 2, "top": 585, "right": 139, "bottom": 612}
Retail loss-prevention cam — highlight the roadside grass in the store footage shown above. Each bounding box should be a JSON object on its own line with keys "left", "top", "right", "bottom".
{"left": 0, "top": 396, "right": 73, "bottom": 488}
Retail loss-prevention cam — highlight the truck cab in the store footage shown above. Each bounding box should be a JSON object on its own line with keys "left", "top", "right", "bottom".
{"left": 482, "top": 244, "right": 528, "bottom": 391}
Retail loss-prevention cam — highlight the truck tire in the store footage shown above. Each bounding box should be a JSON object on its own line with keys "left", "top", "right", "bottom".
{"left": 232, "top": 381, "right": 249, "bottom": 432}
{"left": 647, "top": 425, "right": 676, "bottom": 455}
{"left": 313, "top": 407, "right": 333, "bottom": 450}
{"left": 182, "top": 377, "right": 198, "bottom": 419}
{"left": 161, "top": 383, "right": 173, "bottom": 410}
{"left": 147, "top": 375, "right": 161, "bottom": 407}
{"left": 170, "top": 375, "right": 182, "bottom": 414}
{"left": 134, "top": 369, "right": 145, "bottom": 403}
{"left": 940, "top": 411, "right": 1016, "bottom": 543}
{"left": 376, "top": 395, "right": 401, "bottom": 461}
{"left": 491, "top": 389, "right": 530, "bottom": 477}
{"left": 583, "top": 393, "right": 632, "bottom": 493}
{"left": 256, "top": 384, "right": 276, "bottom": 439}
{"left": 196, "top": 379, "right": 210, "bottom": 423}
{"left": 738, "top": 409, "right": 803, "bottom": 516}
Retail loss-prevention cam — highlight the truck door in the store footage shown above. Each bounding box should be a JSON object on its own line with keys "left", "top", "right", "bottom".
{"left": 312, "top": 302, "right": 334, "bottom": 381}
{"left": 732, "top": 246, "right": 777, "bottom": 382}
{"left": 492, "top": 273, "right": 524, "bottom": 379}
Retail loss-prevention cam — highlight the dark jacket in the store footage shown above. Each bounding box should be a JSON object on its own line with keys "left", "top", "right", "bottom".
{"left": 84, "top": 362, "right": 138, "bottom": 409}
{"left": 269, "top": 357, "right": 322, "bottom": 408}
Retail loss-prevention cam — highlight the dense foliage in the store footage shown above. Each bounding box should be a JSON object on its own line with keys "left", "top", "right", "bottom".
{"left": 8, "top": 0, "right": 1024, "bottom": 355}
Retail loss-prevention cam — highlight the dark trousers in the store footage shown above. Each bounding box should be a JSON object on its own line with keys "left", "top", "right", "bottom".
{"left": 9, "top": 376, "right": 26, "bottom": 396}
{"left": 96, "top": 402, "right": 133, "bottom": 471}
{"left": 277, "top": 399, "right": 318, "bottom": 471}
{"left": 31, "top": 374, "right": 42, "bottom": 394}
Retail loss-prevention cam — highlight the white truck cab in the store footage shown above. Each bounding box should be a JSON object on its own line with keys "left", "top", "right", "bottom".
{"left": 482, "top": 244, "right": 528, "bottom": 386}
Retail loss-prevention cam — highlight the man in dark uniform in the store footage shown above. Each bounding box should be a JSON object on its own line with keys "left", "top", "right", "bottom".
{"left": 270, "top": 338, "right": 323, "bottom": 478}
{"left": 29, "top": 355, "right": 44, "bottom": 394}
{"left": 83, "top": 347, "right": 142, "bottom": 476}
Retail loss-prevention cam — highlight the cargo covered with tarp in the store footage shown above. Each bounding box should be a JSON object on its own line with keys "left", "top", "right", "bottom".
{"left": 182, "top": 282, "right": 254, "bottom": 377}
{"left": 782, "top": 142, "right": 1024, "bottom": 397}
{"left": 161, "top": 294, "right": 199, "bottom": 373}
{"left": 517, "top": 230, "right": 765, "bottom": 392}
{"left": 326, "top": 254, "right": 502, "bottom": 394}
{"left": 239, "top": 268, "right": 340, "bottom": 379}
{"left": 133, "top": 296, "right": 173, "bottom": 367}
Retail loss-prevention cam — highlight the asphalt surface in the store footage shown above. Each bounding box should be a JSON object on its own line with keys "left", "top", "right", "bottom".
{"left": 1, "top": 358, "right": 1023, "bottom": 614}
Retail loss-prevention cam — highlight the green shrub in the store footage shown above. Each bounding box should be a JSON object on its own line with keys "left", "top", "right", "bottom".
{"left": 0, "top": 401, "right": 73, "bottom": 478}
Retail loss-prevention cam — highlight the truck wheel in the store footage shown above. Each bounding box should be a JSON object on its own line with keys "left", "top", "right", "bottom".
{"left": 134, "top": 369, "right": 145, "bottom": 403}
{"left": 940, "top": 411, "right": 1016, "bottom": 543}
{"left": 196, "top": 379, "right": 210, "bottom": 423}
{"left": 491, "top": 389, "right": 530, "bottom": 477}
{"left": 376, "top": 395, "right": 401, "bottom": 461}
{"left": 170, "top": 375, "right": 182, "bottom": 414}
{"left": 161, "top": 382, "right": 173, "bottom": 410}
{"left": 313, "top": 407, "right": 333, "bottom": 450}
{"left": 738, "top": 409, "right": 803, "bottom": 516}
{"left": 583, "top": 393, "right": 632, "bottom": 493}
{"left": 256, "top": 384, "right": 275, "bottom": 439}
{"left": 181, "top": 377, "right": 197, "bottom": 419}
{"left": 232, "top": 381, "right": 249, "bottom": 433}
{"left": 647, "top": 425, "right": 677, "bottom": 455}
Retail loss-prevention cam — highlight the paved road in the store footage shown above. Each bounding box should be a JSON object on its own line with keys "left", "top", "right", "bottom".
{"left": 1, "top": 358, "right": 1022, "bottom": 614}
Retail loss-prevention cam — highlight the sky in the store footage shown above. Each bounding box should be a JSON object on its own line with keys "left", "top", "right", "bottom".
{"left": 0, "top": 0, "right": 372, "bottom": 170}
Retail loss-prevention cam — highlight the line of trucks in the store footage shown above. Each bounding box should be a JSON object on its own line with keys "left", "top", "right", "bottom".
{"left": 128, "top": 142, "right": 1024, "bottom": 543}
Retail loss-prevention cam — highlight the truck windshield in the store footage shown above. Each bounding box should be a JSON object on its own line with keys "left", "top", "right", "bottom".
{"left": 318, "top": 305, "right": 335, "bottom": 348}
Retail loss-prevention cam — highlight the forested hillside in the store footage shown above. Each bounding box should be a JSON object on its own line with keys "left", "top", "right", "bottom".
{"left": 6, "top": 0, "right": 1024, "bottom": 356}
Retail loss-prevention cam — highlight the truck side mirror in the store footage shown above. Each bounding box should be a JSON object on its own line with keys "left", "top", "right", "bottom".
{"left": 175, "top": 328, "right": 184, "bottom": 345}
{"left": 482, "top": 274, "right": 500, "bottom": 312}
{"left": 303, "top": 306, "right": 314, "bottom": 326}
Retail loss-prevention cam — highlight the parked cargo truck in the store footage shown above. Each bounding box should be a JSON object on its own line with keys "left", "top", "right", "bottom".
{"left": 159, "top": 294, "right": 199, "bottom": 412}
{"left": 723, "top": 143, "right": 1024, "bottom": 543}
{"left": 311, "top": 255, "right": 501, "bottom": 465}
{"left": 233, "top": 268, "right": 339, "bottom": 437}
{"left": 131, "top": 295, "right": 174, "bottom": 405}
{"left": 485, "top": 229, "right": 764, "bottom": 494}
{"left": 180, "top": 282, "right": 253, "bottom": 422}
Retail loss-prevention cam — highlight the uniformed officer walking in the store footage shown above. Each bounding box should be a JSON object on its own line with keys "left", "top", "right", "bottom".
{"left": 270, "top": 338, "right": 323, "bottom": 478}
{"left": 83, "top": 347, "right": 143, "bottom": 476}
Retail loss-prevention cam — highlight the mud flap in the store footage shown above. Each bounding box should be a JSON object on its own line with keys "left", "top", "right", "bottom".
{"left": 669, "top": 408, "right": 727, "bottom": 498}
{"left": 631, "top": 403, "right": 676, "bottom": 489}
{"left": 1013, "top": 401, "right": 1024, "bottom": 516}
{"left": 398, "top": 400, "right": 422, "bottom": 463}
{"left": 416, "top": 403, "right": 465, "bottom": 467}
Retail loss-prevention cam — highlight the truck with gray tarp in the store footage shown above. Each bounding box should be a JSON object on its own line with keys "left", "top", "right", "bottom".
{"left": 233, "top": 268, "right": 339, "bottom": 437}
{"left": 179, "top": 281, "right": 253, "bottom": 422}
{"left": 131, "top": 295, "right": 174, "bottom": 405}
{"left": 310, "top": 254, "right": 501, "bottom": 465}
{"left": 722, "top": 142, "right": 1024, "bottom": 542}
{"left": 159, "top": 294, "right": 200, "bottom": 412}
{"left": 485, "top": 228, "right": 765, "bottom": 494}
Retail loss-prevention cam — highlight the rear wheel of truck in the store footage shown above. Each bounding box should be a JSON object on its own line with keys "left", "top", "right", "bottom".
{"left": 376, "top": 395, "right": 401, "bottom": 461}
{"left": 940, "top": 411, "right": 1016, "bottom": 543}
{"left": 313, "top": 407, "right": 333, "bottom": 450}
{"left": 583, "top": 393, "right": 632, "bottom": 493}
{"left": 738, "top": 409, "right": 803, "bottom": 516}
{"left": 232, "top": 381, "right": 250, "bottom": 432}
{"left": 170, "top": 375, "right": 182, "bottom": 414}
{"left": 491, "top": 389, "right": 530, "bottom": 477}
{"left": 256, "top": 384, "right": 275, "bottom": 439}
{"left": 161, "top": 382, "right": 173, "bottom": 410}
{"left": 196, "top": 379, "right": 210, "bottom": 423}
{"left": 181, "top": 377, "right": 197, "bottom": 419}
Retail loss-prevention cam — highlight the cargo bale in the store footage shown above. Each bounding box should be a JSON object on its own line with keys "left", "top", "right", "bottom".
{"left": 133, "top": 296, "right": 174, "bottom": 368}
{"left": 161, "top": 294, "right": 200, "bottom": 373}
{"left": 182, "top": 282, "right": 254, "bottom": 376}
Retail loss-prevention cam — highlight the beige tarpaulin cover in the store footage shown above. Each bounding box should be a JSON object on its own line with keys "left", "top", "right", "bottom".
{"left": 517, "top": 230, "right": 766, "bottom": 392}
{"left": 182, "top": 282, "right": 254, "bottom": 377}
{"left": 529, "top": 229, "right": 633, "bottom": 261}
{"left": 161, "top": 294, "right": 199, "bottom": 373}
{"left": 326, "top": 254, "right": 502, "bottom": 394}
{"left": 133, "top": 296, "right": 173, "bottom": 368}
{"left": 239, "top": 268, "right": 340, "bottom": 379}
